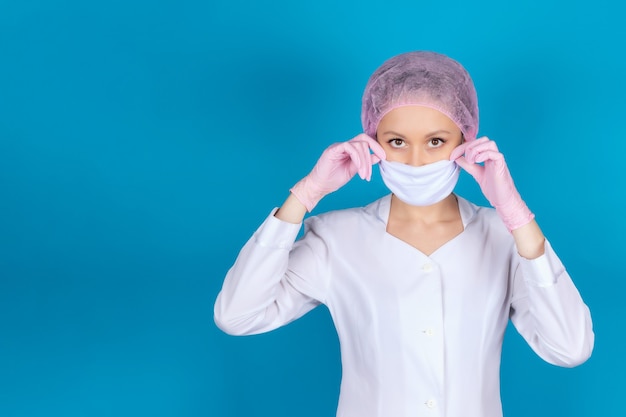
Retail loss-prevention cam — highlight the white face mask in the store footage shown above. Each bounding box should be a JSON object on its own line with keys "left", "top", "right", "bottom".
{"left": 378, "top": 159, "right": 460, "bottom": 206}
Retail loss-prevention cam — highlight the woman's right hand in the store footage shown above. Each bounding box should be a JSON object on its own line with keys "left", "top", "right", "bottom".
{"left": 450, "top": 137, "right": 534, "bottom": 232}
{"left": 290, "top": 134, "right": 386, "bottom": 212}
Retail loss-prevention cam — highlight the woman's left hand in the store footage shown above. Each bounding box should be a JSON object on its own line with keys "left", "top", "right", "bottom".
{"left": 450, "top": 137, "right": 534, "bottom": 232}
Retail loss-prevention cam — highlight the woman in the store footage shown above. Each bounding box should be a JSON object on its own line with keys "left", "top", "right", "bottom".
{"left": 214, "top": 51, "right": 594, "bottom": 417}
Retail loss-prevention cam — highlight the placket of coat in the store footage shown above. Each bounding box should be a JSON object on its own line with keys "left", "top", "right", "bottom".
{"left": 401, "top": 255, "right": 445, "bottom": 417}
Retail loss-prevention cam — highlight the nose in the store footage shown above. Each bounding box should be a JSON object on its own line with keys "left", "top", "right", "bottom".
{"left": 406, "top": 148, "right": 428, "bottom": 167}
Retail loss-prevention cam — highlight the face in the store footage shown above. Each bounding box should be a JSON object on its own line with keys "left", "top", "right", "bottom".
{"left": 376, "top": 105, "right": 463, "bottom": 166}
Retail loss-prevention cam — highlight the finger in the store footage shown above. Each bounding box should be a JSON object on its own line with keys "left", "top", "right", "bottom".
{"left": 473, "top": 149, "right": 504, "bottom": 164}
{"left": 473, "top": 136, "right": 491, "bottom": 145}
{"left": 467, "top": 138, "right": 499, "bottom": 154}
{"left": 461, "top": 136, "right": 489, "bottom": 151}
{"left": 452, "top": 138, "right": 493, "bottom": 163}
{"left": 460, "top": 136, "right": 490, "bottom": 153}
{"left": 455, "top": 156, "right": 484, "bottom": 180}
{"left": 342, "top": 143, "right": 367, "bottom": 180}
{"left": 350, "top": 140, "right": 373, "bottom": 180}
{"left": 353, "top": 133, "right": 387, "bottom": 161}
{"left": 357, "top": 139, "right": 383, "bottom": 181}
{"left": 464, "top": 139, "right": 498, "bottom": 164}
{"left": 325, "top": 142, "right": 350, "bottom": 162}
{"left": 354, "top": 141, "right": 373, "bottom": 180}
{"left": 370, "top": 155, "right": 382, "bottom": 165}
{"left": 450, "top": 142, "right": 469, "bottom": 161}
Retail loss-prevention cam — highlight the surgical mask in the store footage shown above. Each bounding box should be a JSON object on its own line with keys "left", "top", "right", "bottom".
{"left": 378, "top": 159, "right": 460, "bottom": 206}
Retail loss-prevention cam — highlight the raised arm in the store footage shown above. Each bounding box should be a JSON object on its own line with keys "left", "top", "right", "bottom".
{"left": 451, "top": 138, "right": 594, "bottom": 364}
{"left": 451, "top": 137, "right": 542, "bottom": 259}
{"left": 214, "top": 134, "right": 385, "bottom": 335}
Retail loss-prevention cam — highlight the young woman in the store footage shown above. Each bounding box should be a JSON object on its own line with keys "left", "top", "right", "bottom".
{"left": 214, "top": 51, "right": 594, "bottom": 417}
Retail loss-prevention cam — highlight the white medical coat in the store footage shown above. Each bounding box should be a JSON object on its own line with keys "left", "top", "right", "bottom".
{"left": 214, "top": 194, "right": 594, "bottom": 417}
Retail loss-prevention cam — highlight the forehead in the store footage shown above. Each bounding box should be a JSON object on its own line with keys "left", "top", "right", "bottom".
{"left": 377, "top": 105, "right": 461, "bottom": 135}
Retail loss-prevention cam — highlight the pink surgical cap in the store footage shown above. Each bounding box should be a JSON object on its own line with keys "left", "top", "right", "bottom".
{"left": 361, "top": 51, "right": 479, "bottom": 140}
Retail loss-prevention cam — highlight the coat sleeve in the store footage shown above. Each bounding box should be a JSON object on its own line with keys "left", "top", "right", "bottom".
{"left": 214, "top": 210, "right": 331, "bottom": 336}
{"left": 509, "top": 240, "right": 594, "bottom": 367}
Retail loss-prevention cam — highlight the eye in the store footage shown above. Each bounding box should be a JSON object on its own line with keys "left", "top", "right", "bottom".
{"left": 388, "top": 138, "right": 406, "bottom": 149}
{"left": 428, "top": 138, "right": 446, "bottom": 148}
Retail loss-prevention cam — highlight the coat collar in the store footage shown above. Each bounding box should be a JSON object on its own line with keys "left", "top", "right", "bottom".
{"left": 369, "top": 193, "right": 478, "bottom": 229}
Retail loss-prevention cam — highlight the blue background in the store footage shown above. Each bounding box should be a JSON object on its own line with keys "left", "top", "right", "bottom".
{"left": 1, "top": 0, "right": 622, "bottom": 416}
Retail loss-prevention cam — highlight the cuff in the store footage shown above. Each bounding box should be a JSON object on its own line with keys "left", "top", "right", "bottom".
{"left": 519, "top": 240, "right": 565, "bottom": 288}
{"left": 253, "top": 208, "right": 302, "bottom": 250}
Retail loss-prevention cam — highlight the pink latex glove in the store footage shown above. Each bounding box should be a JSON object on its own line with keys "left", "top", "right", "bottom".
{"left": 450, "top": 137, "right": 534, "bottom": 232}
{"left": 290, "top": 134, "right": 386, "bottom": 212}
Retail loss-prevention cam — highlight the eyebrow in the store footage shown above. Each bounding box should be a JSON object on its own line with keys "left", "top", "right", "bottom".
{"left": 380, "top": 130, "right": 406, "bottom": 138}
{"left": 380, "top": 130, "right": 452, "bottom": 138}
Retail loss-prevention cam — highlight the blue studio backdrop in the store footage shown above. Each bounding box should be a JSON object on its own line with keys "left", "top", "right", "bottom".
{"left": 1, "top": 0, "right": 623, "bottom": 416}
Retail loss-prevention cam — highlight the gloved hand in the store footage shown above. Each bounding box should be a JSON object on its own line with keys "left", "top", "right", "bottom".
{"left": 290, "top": 134, "right": 386, "bottom": 212}
{"left": 450, "top": 137, "right": 534, "bottom": 232}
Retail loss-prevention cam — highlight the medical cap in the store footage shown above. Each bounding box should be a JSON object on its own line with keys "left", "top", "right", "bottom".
{"left": 361, "top": 51, "right": 479, "bottom": 140}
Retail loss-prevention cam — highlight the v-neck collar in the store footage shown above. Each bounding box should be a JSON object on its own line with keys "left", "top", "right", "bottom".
{"left": 368, "top": 194, "right": 478, "bottom": 258}
{"left": 371, "top": 193, "right": 478, "bottom": 230}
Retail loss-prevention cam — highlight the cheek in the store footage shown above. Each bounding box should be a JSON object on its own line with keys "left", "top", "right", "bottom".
{"left": 440, "top": 145, "right": 458, "bottom": 160}
{"left": 426, "top": 144, "right": 457, "bottom": 162}
{"left": 382, "top": 147, "right": 407, "bottom": 163}
{"left": 442, "top": 149, "right": 455, "bottom": 161}
{"left": 443, "top": 138, "right": 463, "bottom": 156}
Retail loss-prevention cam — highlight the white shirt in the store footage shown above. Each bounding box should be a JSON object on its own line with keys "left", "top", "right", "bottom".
{"left": 214, "top": 195, "right": 594, "bottom": 417}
